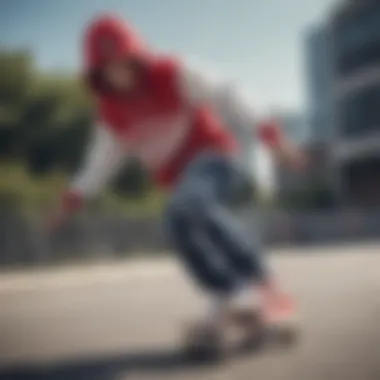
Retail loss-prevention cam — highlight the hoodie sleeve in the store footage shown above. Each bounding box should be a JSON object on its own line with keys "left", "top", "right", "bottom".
{"left": 176, "top": 59, "right": 282, "bottom": 149}
{"left": 177, "top": 59, "right": 257, "bottom": 139}
{"left": 175, "top": 59, "right": 263, "bottom": 175}
{"left": 61, "top": 124, "right": 126, "bottom": 211}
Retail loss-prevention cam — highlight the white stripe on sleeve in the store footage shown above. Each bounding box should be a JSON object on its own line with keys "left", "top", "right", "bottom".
{"left": 177, "top": 58, "right": 259, "bottom": 172}
{"left": 69, "top": 124, "right": 127, "bottom": 197}
{"left": 177, "top": 59, "right": 259, "bottom": 133}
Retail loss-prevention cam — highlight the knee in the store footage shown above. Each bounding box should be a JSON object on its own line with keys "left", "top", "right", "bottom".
{"left": 165, "top": 190, "right": 211, "bottom": 228}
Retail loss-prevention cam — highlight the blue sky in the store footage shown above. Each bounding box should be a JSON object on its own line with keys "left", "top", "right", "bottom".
{"left": 2, "top": 0, "right": 336, "bottom": 112}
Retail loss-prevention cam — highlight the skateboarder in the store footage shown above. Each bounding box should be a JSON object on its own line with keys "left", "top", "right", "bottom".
{"left": 48, "top": 14, "right": 305, "bottom": 331}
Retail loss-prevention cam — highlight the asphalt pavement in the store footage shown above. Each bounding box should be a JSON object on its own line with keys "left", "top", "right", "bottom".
{"left": 0, "top": 244, "right": 379, "bottom": 380}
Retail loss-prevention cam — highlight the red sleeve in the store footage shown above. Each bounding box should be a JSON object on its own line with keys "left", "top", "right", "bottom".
{"left": 148, "top": 56, "right": 183, "bottom": 99}
{"left": 97, "top": 98, "right": 127, "bottom": 135}
{"left": 98, "top": 99, "right": 116, "bottom": 127}
{"left": 257, "top": 120, "right": 284, "bottom": 148}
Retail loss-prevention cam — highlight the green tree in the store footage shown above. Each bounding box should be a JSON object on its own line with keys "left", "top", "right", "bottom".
{"left": 1, "top": 49, "right": 159, "bottom": 211}
{"left": 112, "top": 159, "right": 152, "bottom": 198}
{"left": 0, "top": 50, "right": 34, "bottom": 158}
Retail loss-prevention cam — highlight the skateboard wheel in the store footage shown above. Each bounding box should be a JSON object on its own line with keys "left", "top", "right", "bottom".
{"left": 239, "top": 316, "right": 267, "bottom": 351}
{"left": 184, "top": 344, "right": 224, "bottom": 362}
{"left": 183, "top": 322, "right": 226, "bottom": 361}
{"left": 274, "top": 324, "right": 299, "bottom": 345}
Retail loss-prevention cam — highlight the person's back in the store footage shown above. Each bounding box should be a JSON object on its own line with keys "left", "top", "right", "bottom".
{"left": 94, "top": 54, "right": 237, "bottom": 187}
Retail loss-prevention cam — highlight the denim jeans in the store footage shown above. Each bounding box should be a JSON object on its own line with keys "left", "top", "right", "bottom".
{"left": 165, "top": 151, "right": 268, "bottom": 296}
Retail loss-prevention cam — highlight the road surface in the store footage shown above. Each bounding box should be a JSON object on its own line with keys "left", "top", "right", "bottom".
{"left": 0, "top": 244, "right": 380, "bottom": 380}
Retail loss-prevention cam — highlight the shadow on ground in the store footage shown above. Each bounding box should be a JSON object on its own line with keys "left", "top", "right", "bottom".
{"left": 0, "top": 342, "right": 268, "bottom": 380}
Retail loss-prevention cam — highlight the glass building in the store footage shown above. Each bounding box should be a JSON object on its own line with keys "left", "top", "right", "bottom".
{"left": 306, "top": 26, "right": 333, "bottom": 144}
{"left": 330, "top": 0, "right": 380, "bottom": 206}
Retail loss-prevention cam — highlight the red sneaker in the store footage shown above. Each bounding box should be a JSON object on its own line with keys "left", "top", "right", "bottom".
{"left": 261, "top": 287, "right": 296, "bottom": 325}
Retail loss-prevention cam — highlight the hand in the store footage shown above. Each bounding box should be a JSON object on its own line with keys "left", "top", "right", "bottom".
{"left": 285, "top": 147, "right": 308, "bottom": 171}
{"left": 45, "top": 190, "right": 83, "bottom": 232}
{"left": 45, "top": 208, "right": 68, "bottom": 232}
{"left": 275, "top": 142, "right": 308, "bottom": 172}
{"left": 257, "top": 120, "right": 308, "bottom": 171}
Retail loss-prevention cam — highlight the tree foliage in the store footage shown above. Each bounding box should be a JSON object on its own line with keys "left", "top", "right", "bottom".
{"left": 0, "top": 50, "right": 152, "bottom": 203}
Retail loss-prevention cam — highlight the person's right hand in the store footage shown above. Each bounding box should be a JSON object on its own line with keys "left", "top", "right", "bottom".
{"left": 275, "top": 142, "right": 309, "bottom": 172}
{"left": 45, "top": 190, "right": 83, "bottom": 232}
{"left": 45, "top": 207, "right": 69, "bottom": 232}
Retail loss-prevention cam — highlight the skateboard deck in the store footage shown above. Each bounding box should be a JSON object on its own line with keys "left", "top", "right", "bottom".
{"left": 182, "top": 309, "right": 299, "bottom": 361}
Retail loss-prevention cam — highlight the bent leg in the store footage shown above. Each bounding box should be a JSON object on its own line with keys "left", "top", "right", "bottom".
{"left": 164, "top": 152, "right": 269, "bottom": 294}
{"left": 165, "top": 188, "right": 238, "bottom": 295}
{"left": 202, "top": 202, "right": 268, "bottom": 284}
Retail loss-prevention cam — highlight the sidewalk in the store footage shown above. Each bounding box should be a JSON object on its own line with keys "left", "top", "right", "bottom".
{"left": 0, "top": 256, "right": 175, "bottom": 294}
{"left": 1, "top": 242, "right": 378, "bottom": 294}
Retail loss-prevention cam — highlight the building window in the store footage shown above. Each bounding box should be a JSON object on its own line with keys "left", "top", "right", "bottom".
{"left": 342, "top": 156, "right": 380, "bottom": 206}
{"left": 334, "top": 7, "right": 380, "bottom": 77}
{"left": 336, "top": 41, "right": 380, "bottom": 77}
{"left": 339, "top": 84, "right": 380, "bottom": 138}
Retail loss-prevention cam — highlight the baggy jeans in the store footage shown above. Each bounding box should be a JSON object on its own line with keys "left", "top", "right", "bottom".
{"left": 165, "top": 151, "right": 268, "bottom": 296}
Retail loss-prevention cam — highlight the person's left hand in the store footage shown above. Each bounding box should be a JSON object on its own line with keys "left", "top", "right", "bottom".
{"left": 275, "top": 142, "right": 309, "bottom": 172}
{"left": 45, "top": 207, "right": 69, "bottom": 232}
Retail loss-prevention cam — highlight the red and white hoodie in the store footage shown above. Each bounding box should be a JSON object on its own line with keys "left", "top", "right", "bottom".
{"left": 62, "top": 14, "right": 281, "bottom": 211}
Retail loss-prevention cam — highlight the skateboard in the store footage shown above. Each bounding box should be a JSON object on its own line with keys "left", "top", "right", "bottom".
{"left": 182, "top": 308, "right": 299, "bottom": 361}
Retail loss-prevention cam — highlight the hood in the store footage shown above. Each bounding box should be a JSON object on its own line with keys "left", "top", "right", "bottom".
{"left": 83, "top": 14, "right": 148, "bottom": 72}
